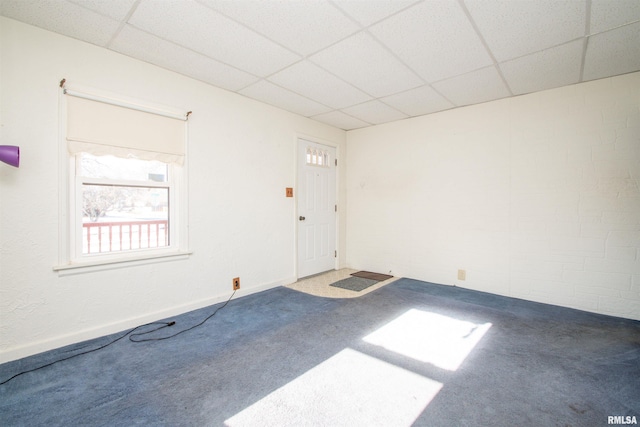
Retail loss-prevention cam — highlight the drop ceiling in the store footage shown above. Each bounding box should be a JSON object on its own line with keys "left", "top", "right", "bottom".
{"left": 2, "top": 0, "right": 639, "bottom": 130}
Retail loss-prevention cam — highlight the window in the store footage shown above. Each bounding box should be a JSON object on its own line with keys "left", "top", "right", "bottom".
{"left": 306, "top": 147, "right": 330, "bottom": 167}
{"left": 78, "top": 153, "right": 171, "bottom": 255}
{"left": 56, "top": 84, "right": 190, "bottom": 271}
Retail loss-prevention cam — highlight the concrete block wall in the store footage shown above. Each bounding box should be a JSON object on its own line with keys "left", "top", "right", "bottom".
{"left": 347, "top": 72, "right": 640, "bottom": 320}
{"left": 509, "top": 74, "right": 640, "bottom": 318}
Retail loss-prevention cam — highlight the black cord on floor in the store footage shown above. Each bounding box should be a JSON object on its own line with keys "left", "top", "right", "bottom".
{"left": 129, "top": 290, "right": 235, "bottom": 342}
{"left": 0, "top": 290, "right": 236, "bottom": 386}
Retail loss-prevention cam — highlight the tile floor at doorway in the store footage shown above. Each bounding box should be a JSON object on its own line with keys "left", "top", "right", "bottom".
{"left": 285, "top": 268, "right": 398, "bottom": 299}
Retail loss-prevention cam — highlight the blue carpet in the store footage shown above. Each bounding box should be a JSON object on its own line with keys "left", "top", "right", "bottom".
{"left": 0, "top": 278, "right": 638, "bottom": 426}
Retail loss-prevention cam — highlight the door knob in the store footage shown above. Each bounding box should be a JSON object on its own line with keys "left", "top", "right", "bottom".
{"left": 299, "top": 216, "right": 306, "bottom": 221}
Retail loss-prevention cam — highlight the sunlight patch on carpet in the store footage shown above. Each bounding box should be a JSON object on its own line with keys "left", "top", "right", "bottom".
{"left": 224, "top": 348, "right": 442, "bottom": 427}
{"left": 363, "top": 309, "right": 492, "bottom": 371}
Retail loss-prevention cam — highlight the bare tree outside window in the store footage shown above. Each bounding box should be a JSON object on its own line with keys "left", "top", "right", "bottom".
{"left": 78, "top": 153, "right": 170, "bottom": 254}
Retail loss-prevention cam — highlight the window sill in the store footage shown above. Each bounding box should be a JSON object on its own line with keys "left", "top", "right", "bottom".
{"left": 53, "top": 250, "right": 192, "bottom": 276}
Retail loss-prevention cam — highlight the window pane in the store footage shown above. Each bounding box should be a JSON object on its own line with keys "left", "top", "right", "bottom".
{"left": 79, "top": 153, "right": 168, "bottom": 182}
{"left": 82, "top": 184, "right": 169, "bottom": 254}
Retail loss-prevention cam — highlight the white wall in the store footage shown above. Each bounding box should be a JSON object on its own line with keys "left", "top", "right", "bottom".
{"left": 0, "top": 18, "right": 346, "bottom": 363}
{"left": 346, "top": 72, "right": 640, "bottom": 320}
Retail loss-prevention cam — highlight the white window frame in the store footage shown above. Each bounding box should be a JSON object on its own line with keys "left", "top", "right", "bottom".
{"left": 55, "top": 86, "right": 190, "bottom": 274}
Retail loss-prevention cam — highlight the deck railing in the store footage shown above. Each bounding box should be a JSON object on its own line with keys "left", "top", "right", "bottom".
{"left": 83, "top": 220, "right": 168, "bottom": 254}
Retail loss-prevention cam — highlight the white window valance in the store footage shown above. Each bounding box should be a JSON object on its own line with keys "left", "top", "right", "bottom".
{"left": 65, "top": 90, "right": 188, "bottom": 165}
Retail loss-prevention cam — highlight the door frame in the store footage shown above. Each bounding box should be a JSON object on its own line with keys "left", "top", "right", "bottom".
{"left": 294, "top": 134, "right": 340, "bottom": 280}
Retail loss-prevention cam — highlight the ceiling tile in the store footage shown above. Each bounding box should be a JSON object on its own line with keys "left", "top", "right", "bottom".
{"left": 3, "top": 0, "right": 639, "bottom": 132}
{"left": 381, "top": 85, "right": 455, "bottom": 117}
{"left": 332, "top": 0, "right": 420, "bottom": 26}
{"left": 370, "top": 0, "right": 493, "bottom": 83}
{"left": 500, "top": 40, "right": 583, "bottom": 96}
{"left": 269, "top": 61, "right": 371, "bottom": 109}
{"left": 239, "top": 80, "right": 332, "bottom": 117}
{"left": 0, "top": 0, "right": 121, "bottom": 46}
{"left": 200, "top": 0, "right": 359, "bottom": 56}
{"left": 590, "top": 0, "right": 640, "bottom": 34}
{"left": 129, "top": 0, "right": 300, "bottom": 77}
{"left": 311, "top": 110, "right": 370, "bottom": 131}
{"left": 310, "top": 31, "right": 423, "bottom": 97}
{"left": 464, "top": 0, "right": 585, "bottom": 62}
{"left": 111, "top": 25, "right": 258, "bottom": 91}
{"left": 342, "top": 100, "right": 407, "bottom": 125}
{"left": 433, "top": 66, "right": 511, "bottom": 107}
{"left": 583, "top": 22, "right": 640, "bottom": 82}
{"left": 69, "top": 0, "right": 137, "bottom": 21}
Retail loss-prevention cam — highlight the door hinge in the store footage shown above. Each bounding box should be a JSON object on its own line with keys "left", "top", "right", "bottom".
{"left": 335, "top": 158, "right": 337, "bottom": 166}
{"left": 335, "top": 204, "right": 337, "bottom": 212}
{"left": 334, "top": 250, "right": 337, "bottom": 258}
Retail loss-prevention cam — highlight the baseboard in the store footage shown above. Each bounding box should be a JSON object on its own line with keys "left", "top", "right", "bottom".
{"left": 0, "top": 276, "right": 294, "bottom": 364}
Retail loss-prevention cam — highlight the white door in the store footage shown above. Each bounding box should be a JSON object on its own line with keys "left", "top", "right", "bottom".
{"left": 297, "top": 139, "right": 337, "bottom": 278}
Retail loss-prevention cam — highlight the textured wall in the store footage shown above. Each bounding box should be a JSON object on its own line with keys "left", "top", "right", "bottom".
{"left": 0, "top": 18, "right": 346, "bottom": 362}
{"left": 347, "top": 72, "right": 640, "bottom": 320}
